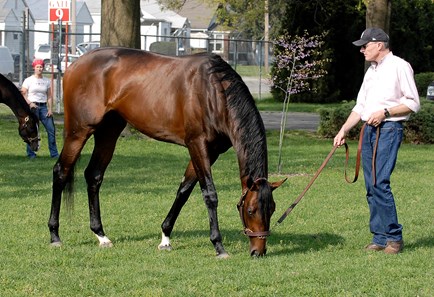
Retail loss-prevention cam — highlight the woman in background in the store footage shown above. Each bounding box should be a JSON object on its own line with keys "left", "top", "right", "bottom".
{"left": 21, "top": 59, "right": 58, "bottom": 159}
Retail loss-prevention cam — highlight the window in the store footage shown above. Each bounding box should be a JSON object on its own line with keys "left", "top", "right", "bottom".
{"left": 210, "top": 33, "right": 224, "bottom": 53}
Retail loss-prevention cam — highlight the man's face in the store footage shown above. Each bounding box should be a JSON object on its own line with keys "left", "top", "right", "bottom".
{"left": 360, "top": 42, "right": 382, "bottom": 62}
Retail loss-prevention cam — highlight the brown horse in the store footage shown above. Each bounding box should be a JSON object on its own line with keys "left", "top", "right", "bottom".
{"left": 48, "top": 48, "right": 285, "bottom": 257}
{"left": 0, "top": 73, "right": 39, "bottom": 151}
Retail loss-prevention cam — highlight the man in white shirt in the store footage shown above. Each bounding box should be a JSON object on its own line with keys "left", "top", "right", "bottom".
{"left": 334, "top": 28, "right": 420, "bottom": 254}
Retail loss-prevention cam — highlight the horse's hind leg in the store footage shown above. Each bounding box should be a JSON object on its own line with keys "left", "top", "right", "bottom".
{"left": 158, "top": 160, "right": 198, "bottom": 251}
{"left": 49, "top": 134, "right": 90, "bottom": 246}
{"left": 84, "top": 112, "right": 126, "bottom": 247}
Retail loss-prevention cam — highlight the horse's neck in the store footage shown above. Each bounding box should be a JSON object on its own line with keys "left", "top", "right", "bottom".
{"left": 1, "top": 88, "right": 29, "bottom": 119}
{"left": 233, "top": 126, "right": 268, "bottom": 182}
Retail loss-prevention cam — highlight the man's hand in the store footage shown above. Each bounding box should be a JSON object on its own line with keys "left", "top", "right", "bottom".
{"left": 366, "top": 109, "right": 387, "bottom": 127}
{"left": 334, "top": 129, "right": 346, "bottom": 147}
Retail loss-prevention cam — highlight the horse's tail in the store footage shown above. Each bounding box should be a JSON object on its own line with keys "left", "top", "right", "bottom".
{"left": 62, "top": 159, "right": 78, "bottom": 215}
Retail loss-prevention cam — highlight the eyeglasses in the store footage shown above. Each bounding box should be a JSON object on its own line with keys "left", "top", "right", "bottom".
{"left": 361, "top": 42, "right": 380, "bottom": 49}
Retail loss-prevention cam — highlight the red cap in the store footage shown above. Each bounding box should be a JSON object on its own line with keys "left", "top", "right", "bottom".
{"left": 32, "top": 59, "right": 44, "bottom": 68}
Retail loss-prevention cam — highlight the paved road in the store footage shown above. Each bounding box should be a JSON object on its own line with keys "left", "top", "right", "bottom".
{"left": 241, "top": 77, "right": 320, "bottom": 131}
{"left": 242, "top": 76, "right": 271, "bottom": 96}
{"left": 260, "top": 111, "right": 320, "bottom": 131}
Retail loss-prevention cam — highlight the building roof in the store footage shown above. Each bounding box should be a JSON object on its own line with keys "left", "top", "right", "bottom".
{"left": 177, "top": 0, "right": 217, "bottom": 30}
{"left": 83, "top": 0, "right": 100, "bottom": 14}
{"left": 140, "top": 0, "right": 187, "bottom": 29}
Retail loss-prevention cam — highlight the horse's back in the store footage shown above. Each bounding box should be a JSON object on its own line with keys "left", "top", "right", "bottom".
{"left": 63, "top": 48, "right": 230, "bottom": 145}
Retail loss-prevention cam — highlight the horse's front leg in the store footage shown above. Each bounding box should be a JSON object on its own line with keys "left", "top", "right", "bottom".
{"left": 188, "top": 143, "right": 228, "bottom": 258}
{"left": 201, "top": 178, "right": 227, "bottom": 258}
{"left": 159, "top": 161, "right": 198, "bottom": 251}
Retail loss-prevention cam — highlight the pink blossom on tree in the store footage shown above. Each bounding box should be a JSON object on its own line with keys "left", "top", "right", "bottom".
{"left": 272, "top": 30, "right": 330, "bottom": 173}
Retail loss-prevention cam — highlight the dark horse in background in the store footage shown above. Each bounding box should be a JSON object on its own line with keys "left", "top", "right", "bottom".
{"left": 0, "top": 73, "right": 39, "bottom": 151}
{"left": 48, "top": 48, "right": 286, "bottom": 258}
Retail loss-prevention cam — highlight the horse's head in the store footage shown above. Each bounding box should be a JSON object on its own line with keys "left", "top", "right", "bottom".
{"left": 19, "top": 114, "right": 40, "bottom": 152}
{"left": 237, "top": 177, "right": 286, "bottom": 257}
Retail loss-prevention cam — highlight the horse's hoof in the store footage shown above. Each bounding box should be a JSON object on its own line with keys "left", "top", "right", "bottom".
{"left": 216, "top": 252, "right": 229, "bottom": 259}
{"left": 158, "top": 244, "right": 172, "bottom": 251}
{"left": 50, "top": 241, "right": 62, "bottom": 248}
{"left": 99, "top": 242, "right": 113, "bottom": 248}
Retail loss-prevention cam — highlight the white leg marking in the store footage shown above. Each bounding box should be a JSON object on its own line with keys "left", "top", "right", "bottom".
{"left": 158, "top": 232, "right": 172, "bottom": 251}
{"left": 95, "top": 235, "right": 113, "bottom": 248}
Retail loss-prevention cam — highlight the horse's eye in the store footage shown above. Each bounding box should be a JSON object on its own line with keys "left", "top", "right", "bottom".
{"left": 247, "top": 207, "right": 254, "bottom": 216}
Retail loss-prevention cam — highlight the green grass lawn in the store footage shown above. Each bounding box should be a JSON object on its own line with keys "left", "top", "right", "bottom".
{"left": 1, "top": 106, "right": 433, "bottom": 296}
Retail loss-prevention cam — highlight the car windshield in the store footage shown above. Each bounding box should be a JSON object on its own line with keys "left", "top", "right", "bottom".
{"left": 39, "top": 45, "right": 50, "bottom": 52}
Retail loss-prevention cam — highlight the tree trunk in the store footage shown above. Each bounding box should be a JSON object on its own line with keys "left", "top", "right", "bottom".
{"left": 101, "top": 0, "right": 141, "bottom": 48}
{"left": 365, "top": 0, "right": 391, "bottom": 34}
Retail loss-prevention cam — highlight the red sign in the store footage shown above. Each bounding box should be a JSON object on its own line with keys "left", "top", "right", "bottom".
{"left": 49, "top": 8, "right": 70, "bottom": 22}
{"left": 49, "top": 0, "right": 71, "bottom": 23}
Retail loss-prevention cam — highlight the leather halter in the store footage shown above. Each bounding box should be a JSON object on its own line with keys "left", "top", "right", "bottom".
{"left": 20, "top": 116, "right": 40, "bottom": 144}
{"left": 237, "top": 178, "right": 271, "bottom": 239}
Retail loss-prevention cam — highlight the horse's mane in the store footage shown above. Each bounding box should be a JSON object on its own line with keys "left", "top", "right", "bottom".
{"left": 207, "top": 54, "right": 272, "bottom": 218}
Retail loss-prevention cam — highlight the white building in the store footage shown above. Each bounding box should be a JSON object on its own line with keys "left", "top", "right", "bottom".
{"left": 0, "top": 0, "right": 35, "bottom": 55}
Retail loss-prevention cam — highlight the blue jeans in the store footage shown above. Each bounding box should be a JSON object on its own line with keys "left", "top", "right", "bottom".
{"left": 362, "top": 121, "right": 403, "bottom": 246}
{"left": 27, "top": 104, "right": 59, "bottom": 158}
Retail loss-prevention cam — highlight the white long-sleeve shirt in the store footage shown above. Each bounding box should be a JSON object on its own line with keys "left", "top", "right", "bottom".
{"left": 352, "top": 52, "right": 420, "bottom": 121}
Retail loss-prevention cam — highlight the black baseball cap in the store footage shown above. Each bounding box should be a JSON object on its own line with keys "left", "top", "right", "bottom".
{"left": 352, "top": 28, "right": 389, "bottom": 46}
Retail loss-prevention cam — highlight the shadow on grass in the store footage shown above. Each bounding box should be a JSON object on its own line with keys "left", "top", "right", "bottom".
{"left": 269, "top": 231, "right": 345, "bottom": 255}
{"left": 108, "top": 228, "right": 345, "bottom": 256}
{"left": 405, "top": 237, "right": 434, "bottom": 250}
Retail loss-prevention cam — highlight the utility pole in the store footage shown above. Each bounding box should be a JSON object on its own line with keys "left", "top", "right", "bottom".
{"left": 71, "top": 0, "right": 76, "bottom": 54}
{"left": 264, "top": 0, "right": 269, "bottom": 74}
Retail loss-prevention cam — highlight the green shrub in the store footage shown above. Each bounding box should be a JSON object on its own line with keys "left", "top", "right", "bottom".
{"left": 404, "top": 99, "right": 434, "bottom": 143}
{"left": 414, "top": 72, "right": 434, "bottom": 97}
{"left": 317, "top": 101, "right": 363, "bottom": 139}
{"left": 318, "top": 99, "right": 434, "bottom": 144}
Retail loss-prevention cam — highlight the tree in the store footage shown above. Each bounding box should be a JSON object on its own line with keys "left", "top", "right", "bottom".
{"left": 271, "top": 31, "right": 329, "bottom": 172}
{"left": 273, "top": 0, "right": 365, "bottom": 102}
{"left": 157, "top": 0, "right": 289, "bottom": 39}
{"left": 364, "top": 0, "right": 391, "bottom": 32}
{"left": 101, "top": 0, "right": 141, "bottom": 48}
{"left": 389, "top": 0, "right": 434, "bottom": 73}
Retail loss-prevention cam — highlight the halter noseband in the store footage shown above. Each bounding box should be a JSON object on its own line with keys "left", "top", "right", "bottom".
{"left": 20, "top": 116, "right": 40, "bottom": 144}
{"left": 237, "top": 178, "right": 271, "bottom": 239}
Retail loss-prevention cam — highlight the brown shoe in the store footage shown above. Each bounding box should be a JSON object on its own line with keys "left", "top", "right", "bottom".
{"left": 365, "top": 243, "right": 385, "bottom": 251}
{"left": 384, "top": 240, "right": 404, "bottom": 254}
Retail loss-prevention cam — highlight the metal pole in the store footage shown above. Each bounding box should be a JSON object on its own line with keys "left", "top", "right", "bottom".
{"left": 71, "top": 0, "right": 76, "bottom": 54}
{"left": 264, "top": 0, "right": 269, "bottom": 74}
{"left": 20, "top": 10, "right": 26, "bottom": 84}
{"left": 57, "top": 19, "right": 62, "bottom": 114}
{"left": 258, "top": 40, "right": 263, "bottom": 100}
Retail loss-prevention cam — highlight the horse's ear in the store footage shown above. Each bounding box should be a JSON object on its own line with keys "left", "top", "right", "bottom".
{"left": 270, "top": 178, "right": 287, "bottom": 192}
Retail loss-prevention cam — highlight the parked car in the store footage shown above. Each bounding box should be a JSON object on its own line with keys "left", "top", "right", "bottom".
{"left": 77, "top": 41, "right": 100, "bottom": 53}
{"left": 45, "top": 54, "right": 80, "bottom": 72}
{"left": 34, "top": 44, "right": 53, "bottom": 66}
{"left": 0, "top": 46, "right": 14, "bottom": 80}
{"left": 34, "top": 44, "right": 84, "bottom": 67}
